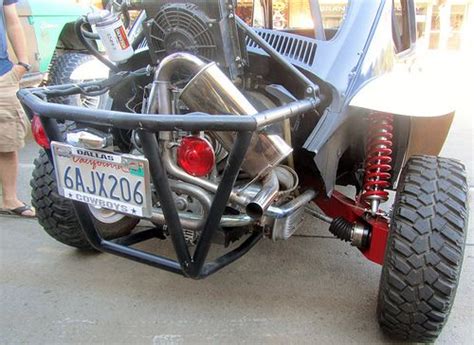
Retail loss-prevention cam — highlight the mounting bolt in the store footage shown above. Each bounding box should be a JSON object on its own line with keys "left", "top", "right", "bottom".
{"left": 229, "top": 13, "right": 234, "bottom": 19}
{"left": 176, "top": 197, "right": 188, "bottom": 211}
{"left": 306, "top": 87, "right": 314, "bottom": 95}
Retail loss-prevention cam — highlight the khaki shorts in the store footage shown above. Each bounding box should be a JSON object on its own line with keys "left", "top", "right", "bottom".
{"left": 0, "top": 68, "right": 29, "bottom": 153}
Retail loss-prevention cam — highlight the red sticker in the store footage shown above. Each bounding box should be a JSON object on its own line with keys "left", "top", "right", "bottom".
{"left": 114, "top": 26, "right": 130, "bottom": 50}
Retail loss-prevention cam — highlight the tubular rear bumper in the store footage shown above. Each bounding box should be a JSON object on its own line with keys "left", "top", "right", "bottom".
{"left": 18, "top": 83, "right": 318, "bottom": 278}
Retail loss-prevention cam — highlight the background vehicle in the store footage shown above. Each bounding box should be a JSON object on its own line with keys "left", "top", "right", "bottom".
{"left": 20, "top": 0, "right": 469, "bottom": 342}
{"left": 8, "top": 0, "right": 104, "bottom": 107}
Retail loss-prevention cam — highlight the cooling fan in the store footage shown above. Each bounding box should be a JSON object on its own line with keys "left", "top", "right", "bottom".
{"left": 149, "top": 3, "right": 217, "bottom": 62}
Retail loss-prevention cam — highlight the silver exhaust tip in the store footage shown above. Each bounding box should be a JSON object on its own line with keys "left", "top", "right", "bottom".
{"left": 245, "top": 171, "right": 279, "bottom": 219}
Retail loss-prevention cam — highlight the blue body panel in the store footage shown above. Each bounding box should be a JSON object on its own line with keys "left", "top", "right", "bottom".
{"left": 248, "top": 0, "right": 397, "bottom": 193}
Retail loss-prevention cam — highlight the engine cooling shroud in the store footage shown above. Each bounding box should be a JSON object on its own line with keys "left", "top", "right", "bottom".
{"left": 144, "top": 1, "right": 244, "bottom": 79}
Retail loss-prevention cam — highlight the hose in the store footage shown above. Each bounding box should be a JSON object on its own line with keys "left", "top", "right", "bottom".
{"left": 81, "top": 29, "right": 100, "bottom": 40}
{"left": 74, "top": 17, "right": 119, "bottom": 73}
{"left": 121, "top": 6, "right": 131, "bottom": 30}
{"left": 34, "top": 67, "right": 149, "bottom": 99}
{"left": 105, "top": 1, "right": 130, "bottom": 29}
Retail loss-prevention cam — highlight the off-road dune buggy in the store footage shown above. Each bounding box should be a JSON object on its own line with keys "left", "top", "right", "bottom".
{"left": 18, "top": 0, "right": 469, "bottom": 342}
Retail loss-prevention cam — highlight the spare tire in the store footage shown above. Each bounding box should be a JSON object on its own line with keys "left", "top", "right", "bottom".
{"left": 47, "top": 52, "right": 101, "bottom": 108}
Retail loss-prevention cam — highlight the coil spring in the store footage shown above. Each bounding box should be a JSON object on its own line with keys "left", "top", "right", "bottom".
{"left": 361, "top": 113, "right": 394, "bottom": 213}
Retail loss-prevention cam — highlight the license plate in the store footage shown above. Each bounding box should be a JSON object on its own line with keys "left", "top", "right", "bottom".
{"left": 51, "top": 142, "right": 152, "bottom": 218}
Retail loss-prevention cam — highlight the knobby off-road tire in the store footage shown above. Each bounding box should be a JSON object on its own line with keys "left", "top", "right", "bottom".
{"left": 31, "top": 150, "right": 139, "bottom": 250}
{"left": 377, "top": 156, "right": 469, "bottom": 342}
{"left": 47, "top": 52, "right": 100, "bottom": 108}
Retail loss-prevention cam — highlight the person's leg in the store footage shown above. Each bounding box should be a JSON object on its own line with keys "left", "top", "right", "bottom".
{"left": 0, "top": 70, "right": 35, "bottom": 216}
{"left": 0, "top": 150, "right": 34, "bottom": 216}
{"left": 0, "top": 151, "right": 19, "bottom": 207}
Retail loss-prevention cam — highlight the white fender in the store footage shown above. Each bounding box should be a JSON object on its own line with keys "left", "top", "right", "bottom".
{"left": 70, "top": 58, "right": 110, "bottom": 81}
{"left": 349, "top": 68, "right": 458, "bottom": 117}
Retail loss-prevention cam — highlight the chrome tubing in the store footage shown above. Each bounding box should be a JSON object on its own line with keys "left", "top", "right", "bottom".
{"left": 164, "top": 145, "right": 314, "bottom": 221}
{"left": 163, "top": 145, "right": 314, "bottom": 221}
{"left": 266, "top": 190, "right": 318, "bottom": 219}
{"left": 156, "top": 52, "right": 207, "bottom": 82}
{"left": 147, "top": 52, "right": 207, "bottom": 115}
{"left": 150, "top": 191, "right": 316, "bottom": 230}
{"left": 169, "top": 180, "right": 213, "bottom": 213}
{"left": 274, "top": 165, "right": 298, "bottom": 193}
{"left": 162, "top": 147, "right": 250, "bottom": 206}
{"left": 165, "top": 180, "right": 211, "bottom": 230}
{"left": 151, "top": 180, "right": 253, "bottom": 229}
{"left": 150, "top": 211, "right": 254, "bottom": 230}
{"left": 245, "top": 171, "right": 279, "bottom": 219}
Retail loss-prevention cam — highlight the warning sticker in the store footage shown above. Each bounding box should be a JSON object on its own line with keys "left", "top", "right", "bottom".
{"left": 115, "top": 26, "right": 130, "bottom": 50}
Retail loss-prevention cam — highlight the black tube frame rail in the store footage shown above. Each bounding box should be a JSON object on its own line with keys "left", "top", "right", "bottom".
{"left": 236, "top": 16, "right": 319, "bottom": 97}
{"left": 18, "top": 85, "right": 316, "bottom": 279}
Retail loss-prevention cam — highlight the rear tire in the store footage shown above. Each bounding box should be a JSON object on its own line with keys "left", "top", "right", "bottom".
{"left": 377, "top": 156, "right": 469, "bottom": 342}
{"left": 47, "top": 52, "right": 101, "bottom": 108}
{"left": 31, "top": 150, "right": 139, "bottom": 250}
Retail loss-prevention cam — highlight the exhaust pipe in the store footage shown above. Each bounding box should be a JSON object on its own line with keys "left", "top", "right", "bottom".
{"left": 245, "top": 171, "right": 279, "bottom": 219}
{"left": 148, "top": 53, "right": 207, "bottom": 115}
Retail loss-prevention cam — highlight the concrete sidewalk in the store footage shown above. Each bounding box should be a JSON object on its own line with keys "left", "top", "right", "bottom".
{"left": 1, "top": 52, "right": 473, "bottom": 344}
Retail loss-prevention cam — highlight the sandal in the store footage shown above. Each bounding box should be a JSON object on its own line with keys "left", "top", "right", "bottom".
{"left": 0, "top": 204, "right": 36, "bottom": 218}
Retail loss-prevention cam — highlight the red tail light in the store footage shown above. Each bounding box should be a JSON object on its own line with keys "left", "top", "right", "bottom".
{"left": 177, "top": 136, "right": 215, "bottom": 177}
{"left": 31, "top": 115, "right": 50, "bottom": 149}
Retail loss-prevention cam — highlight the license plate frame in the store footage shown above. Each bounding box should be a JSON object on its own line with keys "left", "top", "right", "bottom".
{"left": 51, "top": 141, "right": 153, "bottom": 218}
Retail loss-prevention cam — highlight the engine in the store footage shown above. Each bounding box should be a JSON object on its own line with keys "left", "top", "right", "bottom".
{"left": 125, "top": 0, "right": 301, "bottom": 243}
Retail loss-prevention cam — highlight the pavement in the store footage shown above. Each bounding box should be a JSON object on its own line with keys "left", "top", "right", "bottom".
{"left": 1, "top": 51, "right": 473, "bottom": 344}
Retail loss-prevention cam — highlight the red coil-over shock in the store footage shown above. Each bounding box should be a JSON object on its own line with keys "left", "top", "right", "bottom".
{"left": 361, "top": 113, "right": 394, "bottom": 215}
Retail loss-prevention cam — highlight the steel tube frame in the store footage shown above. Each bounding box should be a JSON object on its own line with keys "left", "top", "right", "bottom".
{"left": 18, "top": 81, "right": 317, "bottom": 279}
{"left": 236, "top": 17, "right": 319, "bottom": 97}
{"left": 19, "top": 89, "right": 315, "bottom": 132}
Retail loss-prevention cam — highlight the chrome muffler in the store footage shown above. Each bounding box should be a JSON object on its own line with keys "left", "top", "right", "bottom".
{"left": 179, "top": 57, "right": 293, "bottom": 178}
